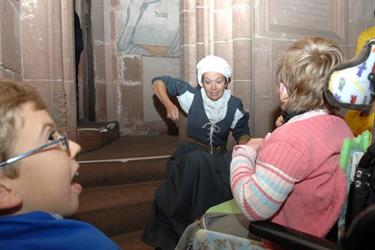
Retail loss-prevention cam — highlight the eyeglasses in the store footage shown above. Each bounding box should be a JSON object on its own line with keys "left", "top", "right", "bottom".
{"left": 0, "top": 132, "right": 70, "bottom": 168}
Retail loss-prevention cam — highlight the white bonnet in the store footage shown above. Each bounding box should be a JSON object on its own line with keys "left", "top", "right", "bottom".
{"left": 196, "top": 55, "right": 232, "bottom": 86}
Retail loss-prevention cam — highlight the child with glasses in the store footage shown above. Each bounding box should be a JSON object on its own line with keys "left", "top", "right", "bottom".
{"left": 0, "top": 80, "right": 119, "bottom": 249}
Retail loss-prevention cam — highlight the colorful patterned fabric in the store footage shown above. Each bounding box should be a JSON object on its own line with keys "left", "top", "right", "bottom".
{"left": 342, "top": 27, "right": 375, "bottom": 136}
{"left": 327, "top": 41, "right": 375, "bottom": 108}
{"left": 190, "top": 229, "right": 267, "bottom": 250}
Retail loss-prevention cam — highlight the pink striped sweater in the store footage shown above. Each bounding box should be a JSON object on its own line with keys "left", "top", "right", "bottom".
{"left": 230, "top": 111, "right": 353, "bottom": 237}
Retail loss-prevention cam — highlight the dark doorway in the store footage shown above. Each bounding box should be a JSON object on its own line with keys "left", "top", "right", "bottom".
{"left": 76, "top": 0, "right": 96, "bottom": 122}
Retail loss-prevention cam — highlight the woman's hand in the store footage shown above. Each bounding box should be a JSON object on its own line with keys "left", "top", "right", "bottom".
{"left": 275, "top": 115, "right": 285, "bottom": 127}
{"left": 153, "top": 80, "right": 179, "bottom": 121}
{"left": 246, "top": 138, "right": 265, "bottom": 152}
{"left": 166, "top": 103, "right": 179, "bottom": 121}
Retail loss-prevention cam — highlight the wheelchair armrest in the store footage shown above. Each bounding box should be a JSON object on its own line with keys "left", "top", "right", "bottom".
{"left": 249, "top": 221, "right": 336, "bottom": 250}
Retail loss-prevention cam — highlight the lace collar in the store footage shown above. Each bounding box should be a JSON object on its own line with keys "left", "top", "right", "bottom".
{"left": 200, "top": 88, "right": 231, "bottom": 153}
{"left": 287, "top": 109, "right": 328, "bottom": 125}
{"left": 200, "top": 88, "right": 231, "bottom": 124}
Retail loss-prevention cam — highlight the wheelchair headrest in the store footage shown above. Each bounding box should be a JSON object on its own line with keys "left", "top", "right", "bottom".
{"left": 324, "top": 39, "right": 375, "bottom": 111}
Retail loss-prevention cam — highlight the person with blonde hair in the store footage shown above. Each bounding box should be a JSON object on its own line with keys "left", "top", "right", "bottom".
{"left": 0, "top": 80, "right": 119, "bottom": 249}
{"left": 230, "top": 37, "right": 353, "bottom": 246}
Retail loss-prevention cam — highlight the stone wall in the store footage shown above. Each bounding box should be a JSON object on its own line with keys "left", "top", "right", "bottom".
{"left": 3, "top": 1, "right": 371, "bottom": 138}
{"left": 89, "top": 0, "right": 375, "bottom": 137}
{"left": 0, "top": 0, "right": 76, "bottom": 139}
{"left": 89, "top": 0, "right": 180, "bottom": 135}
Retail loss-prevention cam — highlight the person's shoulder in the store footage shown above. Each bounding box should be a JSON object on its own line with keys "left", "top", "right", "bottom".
{"left": 152, "top": 75, "right": 173, "bottom": 82}
{"left": 0, "top": 211, "right": 55, "bottom": 223}
{"left": 320, "top": 113, "right": 349, "bottom": 125}
{"left": 58, "top": 217, "right": 120, "bottom": 248}
{"left": 229, "top": 95, "right": 243, "bottom": 106}
{"left": 273, "top": 114, "right": 325, "bottom": 133}
{"left": 283, "top": 114, "right": 351, "bottom": 137}
{"left": 0, "top": 212, "right": 119, "bottom": 249}
{"left": 292, "top": 113, "right": 346, "bottom": 127}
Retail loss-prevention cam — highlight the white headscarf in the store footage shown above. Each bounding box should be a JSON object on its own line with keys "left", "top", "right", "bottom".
{"left": 196, "top": 55, "right": 232, "bottom": 86}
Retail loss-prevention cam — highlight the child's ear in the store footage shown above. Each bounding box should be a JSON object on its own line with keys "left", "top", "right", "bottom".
{"left": 0, "top": 181, "right": 22, "bottom": 210}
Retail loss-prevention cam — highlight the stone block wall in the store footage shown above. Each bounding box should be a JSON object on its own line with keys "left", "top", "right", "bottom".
{"left": 0, "top": 0, "right": 76, "bottom": 139}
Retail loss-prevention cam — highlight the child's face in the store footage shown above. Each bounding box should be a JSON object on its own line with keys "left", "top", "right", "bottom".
{"left": 9, "top": 102, "right": 82, "bottom": 216}
{"left": 279, "top": 82, "right": 289, "bottom": 109}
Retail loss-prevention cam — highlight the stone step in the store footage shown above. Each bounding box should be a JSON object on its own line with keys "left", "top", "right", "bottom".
{"left": 71, "top": 181, "right": 160, "bottom": 237}
{"left": 77, "top": 135, "right": 179, "bottom": 161}
{"left": 72, "top": 135, "right": 178, "bottom": 249}
{"left": 77, "top": 157, "right": 168, "bottom": 188}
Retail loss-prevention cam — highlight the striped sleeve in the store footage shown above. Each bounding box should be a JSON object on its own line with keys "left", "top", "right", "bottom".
{"left": 230, "top": 144, "right": 300, "bottom": 221}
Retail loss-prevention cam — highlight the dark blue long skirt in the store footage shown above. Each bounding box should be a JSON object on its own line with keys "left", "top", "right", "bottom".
{"left": 142, "top": 141, "right": 233, "bottom": 250}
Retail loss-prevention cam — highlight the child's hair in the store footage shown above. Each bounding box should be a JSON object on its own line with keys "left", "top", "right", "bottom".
{"left": 276, "top": 36, "right": 343, "bottom": 114}
{"left": 0, "top": 80, "right": 46, "bottom": 178}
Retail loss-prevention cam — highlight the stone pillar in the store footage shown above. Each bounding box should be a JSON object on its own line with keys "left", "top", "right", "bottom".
{"left": 20, "top": 0, "right": 76, "bottom": 138}
{"left": 0, "top": 0, "right": 22, "bottom": 81}
{"left": 180, "top": 0, "right": 252, "bottom": 142}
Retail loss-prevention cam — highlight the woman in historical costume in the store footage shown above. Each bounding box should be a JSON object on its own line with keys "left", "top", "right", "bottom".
{"left": 142, "top": 55, "right": 250, "bottom": 249}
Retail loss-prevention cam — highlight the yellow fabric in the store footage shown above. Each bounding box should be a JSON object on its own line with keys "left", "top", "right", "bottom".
{"left": 355, "top": 26, "right": 375, "bottom": 55}
{"left": 344, "top": 110, "right": 374, "bottom": 138}
{"left": 344, "top": 26, "right": 375, "bottom": 137}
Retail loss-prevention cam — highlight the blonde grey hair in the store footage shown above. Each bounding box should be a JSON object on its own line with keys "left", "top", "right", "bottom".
{"left": 0, "top": 80, "right": 46, "bottom": 178}
{"left": 276, "top": 36, "right": 343, "bottom": 114}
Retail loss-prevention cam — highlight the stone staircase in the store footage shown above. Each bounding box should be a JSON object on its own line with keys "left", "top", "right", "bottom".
{"left": 71, "top": 121, "right": 179, "bottom": 249}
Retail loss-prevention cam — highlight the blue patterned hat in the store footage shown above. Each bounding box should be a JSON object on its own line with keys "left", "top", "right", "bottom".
{"left": 325, "top": 39, "right": 375, "bottom": 110}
